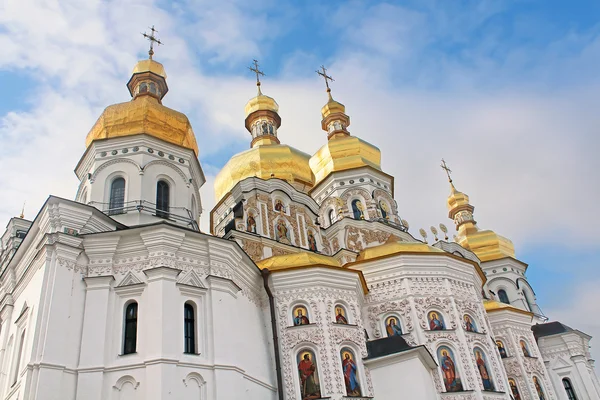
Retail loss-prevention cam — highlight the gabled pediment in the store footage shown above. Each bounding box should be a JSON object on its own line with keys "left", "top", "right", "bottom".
{"left": 116, "top": 271, "right": 143, "bottom": 287}
{"left": 177, "top": 269, "right": 205, "bottom": 288}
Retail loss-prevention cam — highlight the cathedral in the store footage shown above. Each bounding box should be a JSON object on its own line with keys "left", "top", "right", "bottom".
{"left": 0, "top": 35, "right": 599, "bottom": 400}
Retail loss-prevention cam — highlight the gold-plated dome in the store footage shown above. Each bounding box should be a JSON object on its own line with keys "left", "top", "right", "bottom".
{"left": 357, "top": 241, "right": 444, "bottom": 261}
{"left": 131, "top": 59, "right": 167, "bottom": 78}
{"left": 321, "top": 97, "right": 346, "bottom": 119}
{"left": 214, "top": 144, "right": 314, "bottom": 202}
{"left": 310, "top": 135, "right": 382, "bottom": 184}
{"left": 244, "top": 91, "right": 279, "bottom": 118}
{"left": 484, "top": 300, "right": 532, "bottom": 316}
{"left": 258, "top": 252, "right": 340, "bottom": 271}
{"left": 446, "top": 182, "right": 515, "bottom": 262}
{"left": 85, "top": 96, "right": 199, "bottom": 155}
{"left": 85, "top": 58, "right": 199, "bottom": 155}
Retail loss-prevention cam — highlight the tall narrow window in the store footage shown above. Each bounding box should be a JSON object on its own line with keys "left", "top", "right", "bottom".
{"left": 12, "top": 330, "right": 26, "bottom": 385}
{"left": 328, "top": 209, "right": 335, "bottom": 226}
{"left": 563, "top": 378, "right": 577, "bottom": 400}
{"left": 156, "top": 180, "right": 170, "bottom": 218}
{"left": 498, "top": 289, "right": 510, "bottom": 304}
{"left": 123, "top": 302, "right": 138, "bottom": 354}
{"left": 109, "top": 178, "right": 126, "bottom": 215}
{"left": 184, "top": 303, "right": 196, "bottom": 354}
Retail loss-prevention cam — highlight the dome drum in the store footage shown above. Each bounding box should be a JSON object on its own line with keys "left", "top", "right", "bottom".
{"left": 322, "top": 112, "right": 350, "bottom": 135}
{"left": 127, "top": 63, "right": 168, "bottom": 101}
{"left": 245, "top": 109, "right": 281, "bottom": 132}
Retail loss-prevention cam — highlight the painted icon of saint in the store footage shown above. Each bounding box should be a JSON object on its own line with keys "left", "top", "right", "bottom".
{"left": 496, "top": 341, "right": 507, "bottom": 358}
{"left": 293, "top": 307, "right": 310, "bottom": 326}
{"left": 385, "top": 317, "right": 402, "bottom": 337}
{"left": 464, "top": 315, "right": 477, "bottom": 332}
{"left": 533, "top": 376, "right": 545, "bottom": 400}
{"left": 276, "top": 219, "right": 290, "bottom": 244}
{"left": 246, "top": 213, "right": 257, "bottom": 233}
{"left": 429, "top": 311, "right": 445, "bottom": 330}
{"left": 275, "top": 199, "right": 285, "bottom": 212}
{"left": 474, "top": 349, "right": 494, "bottom": 391}
{"left": 307, "top": 230, "right": 318, "bottom": 252}
{"left": 437, "top": 346, "right": 463, "bottom": 392}
{"left": 341, "top": 350, "right": 361, "bottom": 396}
{"left": 509, "top": 378, "right": 521, "bottom": 400}
{"left": 520, "top": 340, "right": 531, "bottom": 357}
{"left": 335, "top": 307, "right": 348, "bottom": 324}
{"left": 351, "top": 199, "right": 364, "bottom": 220}
{"left": 298, "top": 351, "right": 321, "bottom": 400}
{"left": 379, "top": 200, "right": 389, "bottom": 220}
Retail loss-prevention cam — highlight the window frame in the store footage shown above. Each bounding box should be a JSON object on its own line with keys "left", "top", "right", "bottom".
{"left": 108, "top": 177, "right": 126, "bottom": 215}
{"left": 156, "top": 180, "right": 170, "bottom": 218}
{"left": 123, "top": 302, "right": 138, "bottom": 355}
{"left": 184, "top": 302, "right": 197, "bottom": 354}
{"left": 562, "top": 378, "right": 578, "bottom": 400}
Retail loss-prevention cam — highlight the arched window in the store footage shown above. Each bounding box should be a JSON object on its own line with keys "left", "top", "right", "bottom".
{"left": 109, "top": 178, "right": 126, "bottom": 215}
{"left": 149, "top": 82, "right": 157, "bottom": 94}
{"left": 328, "top": 209, "right": 335, "bottom": 226}
{"left": 498, "top": 289, "right": 510, "bottom": 304}
{"left": 156, "top": 180, "right": 170, "bottom": 218}
{"left": 139, "top": 82, "right": 148, "bottom": 93}
{"left": 184, "top": 302, "right": 196, "bottom": 354}
{"left": 12, "top": 330, "right": 26, "bottom": 384}
{"left": 123, "top": 302, "right": 138, "bottom": 355}
{"left": 563, "top": 378, "right": 578, "bottom": 400}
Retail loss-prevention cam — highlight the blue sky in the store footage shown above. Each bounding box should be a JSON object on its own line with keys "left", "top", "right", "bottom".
{"left": 1, "top": 0, "right": 599, "bottom": 354}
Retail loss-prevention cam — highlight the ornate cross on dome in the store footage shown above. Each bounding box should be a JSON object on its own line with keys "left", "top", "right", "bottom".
{"left": 142, "top": 25, "right": 162, "bottom": 60}
{"left": 248, "top": 59, "right": 265, "bottom": 86}
{"left": 316, "top": 65, "right": 334, "bottom": 93}
{"left": 440, "top": 159, "right": 453, "bottom": 183}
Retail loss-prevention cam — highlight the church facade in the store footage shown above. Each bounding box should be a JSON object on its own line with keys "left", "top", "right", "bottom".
{"left": 0, "top": 50, "right": 598, "bottom": 400}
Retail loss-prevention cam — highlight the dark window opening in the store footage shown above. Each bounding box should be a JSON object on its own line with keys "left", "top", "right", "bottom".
{"left": 156, "top": 180, "right": 170, "bottom": 218}
{"left": 123, "top": 302, "right": 138, "bottom": 354}
{"left": 498, "top": 289, "right": 510, "bottom": 304}
{"left": 563, "top": 378, "right": 577, "bottom": 400}
{"left": 109, "top": 178, "right": 126, "bottom": 215}
{"left": 184, "top": 303, "right": 196, "bottom": 354}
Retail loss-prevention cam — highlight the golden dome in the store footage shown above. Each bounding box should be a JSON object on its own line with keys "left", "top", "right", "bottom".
{"left": 131, "top": 59, "right": 166, "bottom": 78}
{"left": 456, "top": 228, "right": 515, "bottom": 262}
{"left": 214, "top": 144, "right": 314, "bottom": 202}
{"left": 310, "top": 135, "right": 382, "bottom": 184}
{"left": 244, "top": 91, "right": 279, "bottom": 118}
{"left": 85, "top": 96, "right": 199, "bottom": 155}
{"left": 484, "top": 300, "right": 532, "bottom": 316}
{"left": 357, "top": 241, "right": 444, "bottom": 262}
{"left": 321, "top": 97, "right": 346, "bottom": 119}
{"left": 446, "top": 182, "right": 516, "bottom": 262}
{"left": 257, "top": 252, "right": 340, "bottom": 271}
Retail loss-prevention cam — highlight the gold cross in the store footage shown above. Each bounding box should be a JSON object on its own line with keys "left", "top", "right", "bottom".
{"left": 248, "top": 59, "right": 265, "bottom": 86}
{"left": 316, "top": 65, "right": 334, "bottom": 92}
{"left": 440, "top": 159, "right": 453, "bottom": 183}
{"left": 142, "top": 25, "right": 162, "bottom": 60}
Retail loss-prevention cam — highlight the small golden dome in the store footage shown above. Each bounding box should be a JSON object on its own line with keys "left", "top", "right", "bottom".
{"left": 85, "top": 96, "right": 199, "bottom": 155}
{"left": 258, "top": 252, "right": 340, "bottom": 271}
{"left": 357, "top": 241, "right": 444, "bottom": 261}
{"left": 310, "top": 135, "right": 382, "bottom": 184}
{"left": 321, "top": 97, "right": 346, "bottom": 119}
{"left": 447, "top": 183, "right": 470, "bottom": 210}
{"left": 131, "top": 59, "right": 167, "bottom": 78}
{"left": 214, "top": 144, "right": 314, "bottom": 202}
{"left": 244, "top": 91, "right": 279, "bottom": 118}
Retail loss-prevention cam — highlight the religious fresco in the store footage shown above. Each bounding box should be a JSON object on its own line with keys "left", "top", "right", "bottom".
{"left": 385, "top": 316, "right": 402, "bottom": 337}
{"left": 533, "top": 376, "right": 546, "bottom": 400}
{"left": 335, "top": 305, "right": 348, "bottom": 324}
{"left": 428, "top": 311, "right": 446, "bottom": 330}
{"left": 379, "top": 200, "right": 389, "bottom": 220}
{"left": 274, "top": 199, "right": 286, "bottom": 213}
{"left": 463, "top": 314, "right": 477, "bottom": 332}
{"left": 297, "top": 349, "right": 321, "bottom": 400}
{"left": 340, "top": 348, "right": 362, "bottom": 397}
{"left": 520, "top": 340, "right": 531, "bottom": 357}
{"left": 307, "top": 230, "right": 318, "bottom": 252}
{"left": 496, "top": 340, "right": 507, "bottom": 358}
{"left": 293, "top": 306, "right": 310, "bottom": 326}
{"left": 275, "top": 219, "right": 291, "bottom": 244}
{"left": 437, "top": 346, "right": 464, "bottom": 392}
{"left": 351, "top": 199, "right": 365, "bottom": 220}
{"left": 246, "top": 212, "right": 257, "bottom": 233}
{"left": 508, "top": 378, "right": 521, "bottom": 400}
{"left": 474, "top": 347, "right": 494, "bottom": 391}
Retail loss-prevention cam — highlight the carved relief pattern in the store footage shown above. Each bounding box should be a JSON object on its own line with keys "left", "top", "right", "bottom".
{"left": 344, "top": 226, "right": 392, "bottom": 252}
{"left": 242, "top": 239, "right": 264, "bottom": 263}
{"left": 332, "top": 238, "right": 340, "bottom": 253}
{"left": 413, "top": 296, "right": 458, "bottom": 330}
{"left": 365, "top": 278, "right": 408, "bottom": 303}
{"left": 408, "top": 277, "right": 447, "bottom": 297}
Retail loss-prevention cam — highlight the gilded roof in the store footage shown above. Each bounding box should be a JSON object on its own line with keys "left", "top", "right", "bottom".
{"left": 357, "top": 241, "right": 444, "bottom": 261}
{"left": 456, "top": 227, "right": 516, "bottom": 262}
{"left": 484, "top": 300, "right": 533, "bottom": 316}
{"left": 244, "top": 92, "right": 279, "bottom": 118}
{"left": 214, "top": 143, "right": 314, "bottom": 202}
{"left": 309, "top": 135, "right": 381, "bottom": 185}
{"left": 85, "top": 96, "right": 199, "bottom": 155}
{"left": 132, "top": 59, "right": 167, "bottom": 78}
{"left": 257, "top": 252, "right": 340, "bottom": 271}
